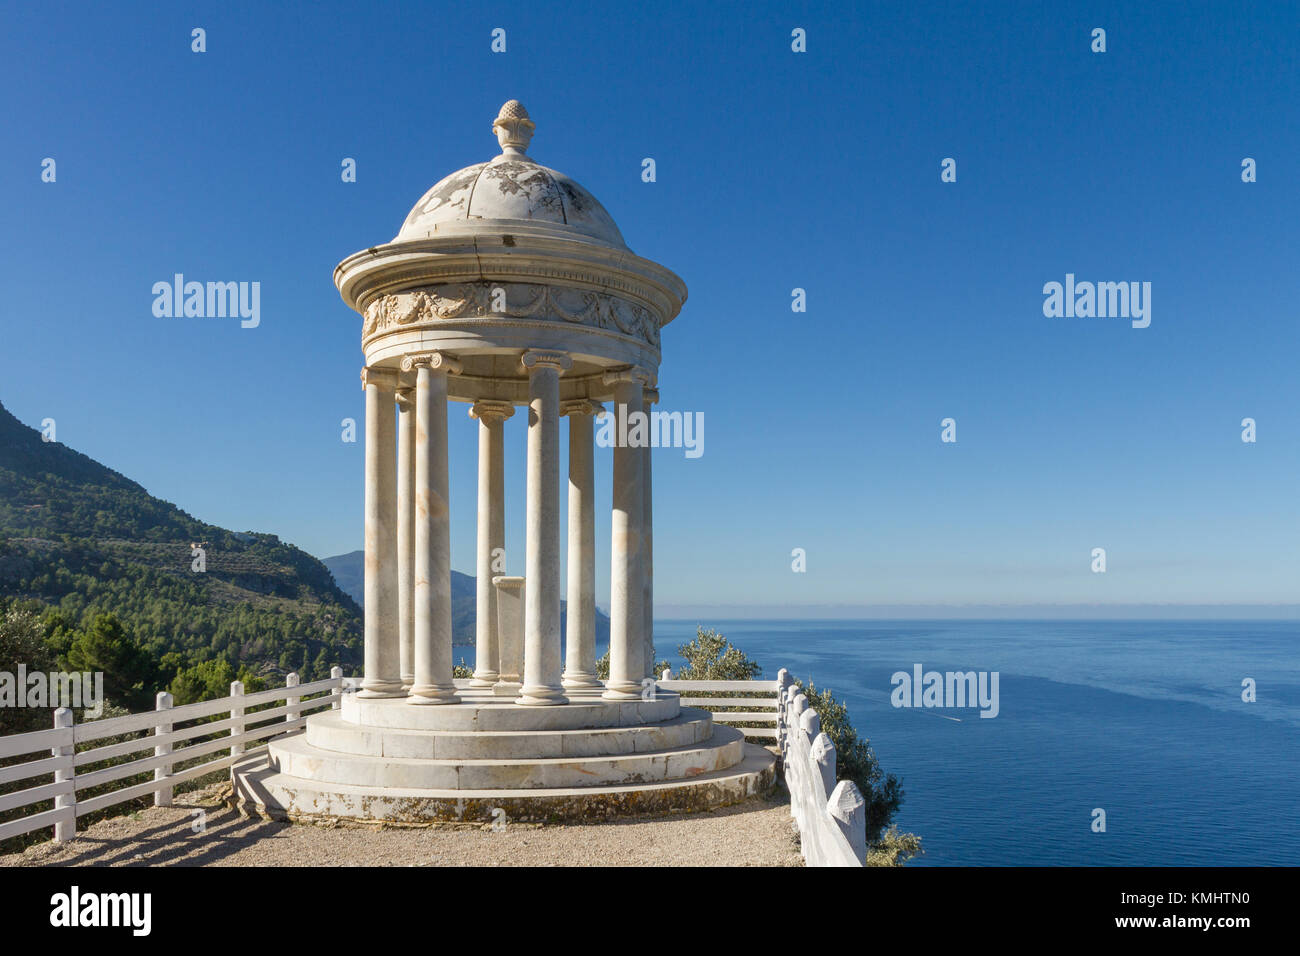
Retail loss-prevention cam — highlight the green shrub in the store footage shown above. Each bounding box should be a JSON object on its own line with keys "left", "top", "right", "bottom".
{"left": 673, "top": 627, "right": 760, "bottom": 680}
{"left": 0, "top": 607, "right": 56, "bottom": 735}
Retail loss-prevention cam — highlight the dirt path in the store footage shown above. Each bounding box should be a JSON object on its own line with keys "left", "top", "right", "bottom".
{"left": 2, "top": 783, "right": 803, "bottom": 867}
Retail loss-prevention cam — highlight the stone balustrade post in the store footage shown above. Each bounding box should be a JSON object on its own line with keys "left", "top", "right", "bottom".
{"left": 799, "top": 706, "right": 821, "bottom": 744}
{"left": 810, "top": 730, "right": 836, "bottom": 799}
{"left": 829, "top": 780, "right": 868, "bottom": 865}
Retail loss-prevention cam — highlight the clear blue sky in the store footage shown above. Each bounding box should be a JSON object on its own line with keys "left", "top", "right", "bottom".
{"left": 2, "top": 1, "right": 1297, "bottom": 614}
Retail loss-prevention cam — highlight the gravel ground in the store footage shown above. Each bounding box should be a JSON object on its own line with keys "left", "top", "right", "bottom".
{"left": 1, "top": 782, "right": 803, "bottom": 867}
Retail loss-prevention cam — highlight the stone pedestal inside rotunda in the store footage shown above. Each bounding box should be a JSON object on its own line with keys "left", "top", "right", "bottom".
{"left": 232, "top": 101, "right": 774, "bottom": 823}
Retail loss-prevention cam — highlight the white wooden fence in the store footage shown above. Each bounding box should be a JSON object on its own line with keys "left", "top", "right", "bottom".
{"left": 660, "top": 668, "right": 868, "bottom": 866}
{"left": 0, "top": 668, "right": 344, "bottom": 844}
{"left": 3, "top": 666, "right": 871, "bottom": 866}
{"left": 656, "top": 676, "right": 780, "bottom": 739}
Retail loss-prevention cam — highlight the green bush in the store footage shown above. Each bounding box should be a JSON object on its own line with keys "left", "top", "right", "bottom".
{"left": 0, "top": 607, "right": 56, "bottom": 735}
{"left": 673, "top": 626, "right": 760, "bottom": 680}
{"left": 866, "top": 826, "right": 924, "bottom": 866}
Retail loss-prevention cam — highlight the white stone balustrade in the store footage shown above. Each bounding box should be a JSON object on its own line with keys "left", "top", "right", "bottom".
{"left": 776, "top": 669, "right": 870, "bottom": 867}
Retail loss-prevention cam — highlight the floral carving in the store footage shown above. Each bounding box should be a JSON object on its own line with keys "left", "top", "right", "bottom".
{"left": 362, "top": 282, "right": 660, "bottom": 347}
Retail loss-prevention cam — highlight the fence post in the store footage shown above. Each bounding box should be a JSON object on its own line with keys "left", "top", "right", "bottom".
{"left": 229, "top": 680, "right": 245, "bottom": 758}
{"left": 791, "top": 691, "right": 808, "bottom": 730}
{"left": 810, "top": 731, "right": 836, "bottom": 799}
{"left": 799, "top": 706, "right": 821, "bottom": 744}
{"left": 286, "top": 672, "right": 300, "bottom": 724}
{"left": 783, "top": 685, "right": 799, "bottom": 761}
{"left": 788, "top": 693, "right": 808, "bottom": 833}
{"left": 52, "top": 707, "right": 75, "bottom": 843}
{"left": 154, "top": 692, "right": 174, "bottom": 807}
{"left": 330, "top": 666, "right": 343, "bottom": 710}
{"left": 829, "top": 780, "right": 868, "bottom": 866}
{"left": 775, "top": 670, "right": 790, "bottom": 752}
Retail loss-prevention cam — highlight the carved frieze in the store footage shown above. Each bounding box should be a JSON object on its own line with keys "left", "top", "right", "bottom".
{"left": 362, "top": 281, "right": 660, "bottom": 347}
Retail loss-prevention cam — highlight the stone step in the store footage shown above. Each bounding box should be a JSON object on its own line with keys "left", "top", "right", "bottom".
{"left": 232, "top": 743, "right": 777, "bottom": 824}
{"left": 306, "top": 708, "right": 714, "bottom": 760}
{"left": 341, "top": 689, "right": 680, "bottom": 732}
{"left": 268, "top": 723, "right": 746, "bottom": 790}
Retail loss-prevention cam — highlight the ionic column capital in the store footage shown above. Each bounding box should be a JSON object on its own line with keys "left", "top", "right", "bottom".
{"left": 360, "top": 366, "right": 399, "bottom": 389}
{"left": 643, "top": 387, "right": 659, "bottom": 405}
{"left": 469, "top": 400, "right": 516, "bottom": 423}
{"left": 561, "top": 399, "right": 605, "bottom": 418}
{"left": 602, "top": 366, "right": 652, "bottom": 387}
{"left": 521, "top": 350, "right": 572, "bottom": 373}
{"left": 402, "top": 351, "right": 463, "bottom": 374}
{"left": 395, "top": 386, "right": 415, "bottom": 409}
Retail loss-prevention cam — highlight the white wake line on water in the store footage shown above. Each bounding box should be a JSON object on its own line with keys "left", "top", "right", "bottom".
{"left": 902, "top": 705, "right": 965, "bottom": 722}
{"left": 857, "top": 688, "right": 965, "bottom": 721}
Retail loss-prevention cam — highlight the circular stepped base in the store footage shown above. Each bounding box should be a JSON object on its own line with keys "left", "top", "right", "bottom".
{"left": 231, "top": 744, "right": 776, "bottom": 824}
{"left": 308, "top": 708, "right": 715, "bottom": 759}
{"left": 230, "top": 685, "right": 775, "bottom": 824}
{"left": 272, "top": 721, "right": 745, "bottom": 789}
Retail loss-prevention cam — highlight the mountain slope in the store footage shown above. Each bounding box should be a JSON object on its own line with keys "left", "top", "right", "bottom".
{"left": 0, "top": 400, "right": 362, "bottom": 682}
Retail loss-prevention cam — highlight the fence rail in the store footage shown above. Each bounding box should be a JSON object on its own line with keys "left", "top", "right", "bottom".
{"left": 656, "top": 677, "right": 780, "bottom": 739}
{"left": 0, "top": 669, "right": 344, "bottom": 844}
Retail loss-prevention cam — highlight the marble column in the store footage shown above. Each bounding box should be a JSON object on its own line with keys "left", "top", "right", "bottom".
{"left": 518, "top": 350, "right": 571, "bottom": 706}
{"left": 405, "top": 352, "right": 461, "bottom": 705}
{"left": 562, "top": 400, "right": 603, "bottom": 691}
{"left": 642, "top": 387, "right": 657, "bottom": 676}
{"left": 603, "top": 369, "right": 647, "bottom": 700}
{"left": 359, "top": 366, "right": 403, "bottom": 698}
{"left": 468, "top": 401, "right": 514, "bottom": 687}
{"left": 396, "top": 386, "right": 416, "bottom": 690}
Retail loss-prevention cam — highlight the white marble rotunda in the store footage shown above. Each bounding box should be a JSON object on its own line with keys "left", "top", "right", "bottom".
{"left": 234, "top": 101, "right": 774, "bottom": 823}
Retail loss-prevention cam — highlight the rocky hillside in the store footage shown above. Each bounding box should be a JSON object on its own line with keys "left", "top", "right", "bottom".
{"left": 0, "top": 400, "right": 362, "bottom": 683}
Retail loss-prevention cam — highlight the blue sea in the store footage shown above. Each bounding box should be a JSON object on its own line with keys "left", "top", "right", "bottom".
{"left": 468, "top": 619, "right": 1300, "bottom": 865}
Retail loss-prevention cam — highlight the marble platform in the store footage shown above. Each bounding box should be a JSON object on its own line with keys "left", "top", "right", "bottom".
{"left": 231, "top": 683, "right": 775, "bottom": 824}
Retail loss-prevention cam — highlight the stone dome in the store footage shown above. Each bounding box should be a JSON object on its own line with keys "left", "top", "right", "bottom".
{"left": 395, "top": 101, "right": 627, "bottom": 249}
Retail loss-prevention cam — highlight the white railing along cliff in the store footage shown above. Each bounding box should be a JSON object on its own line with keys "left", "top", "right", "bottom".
{"left": 774, "top": 667, "right": 869, "bottom": 866}
{"left": 0, "top": 668, "right": 345, "bottom": 844}
{"left": 659, "top": 668, "right": 868, "bottom": 866}
{"left": 4, "top": 665, "right": 871, "bottom": 866}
